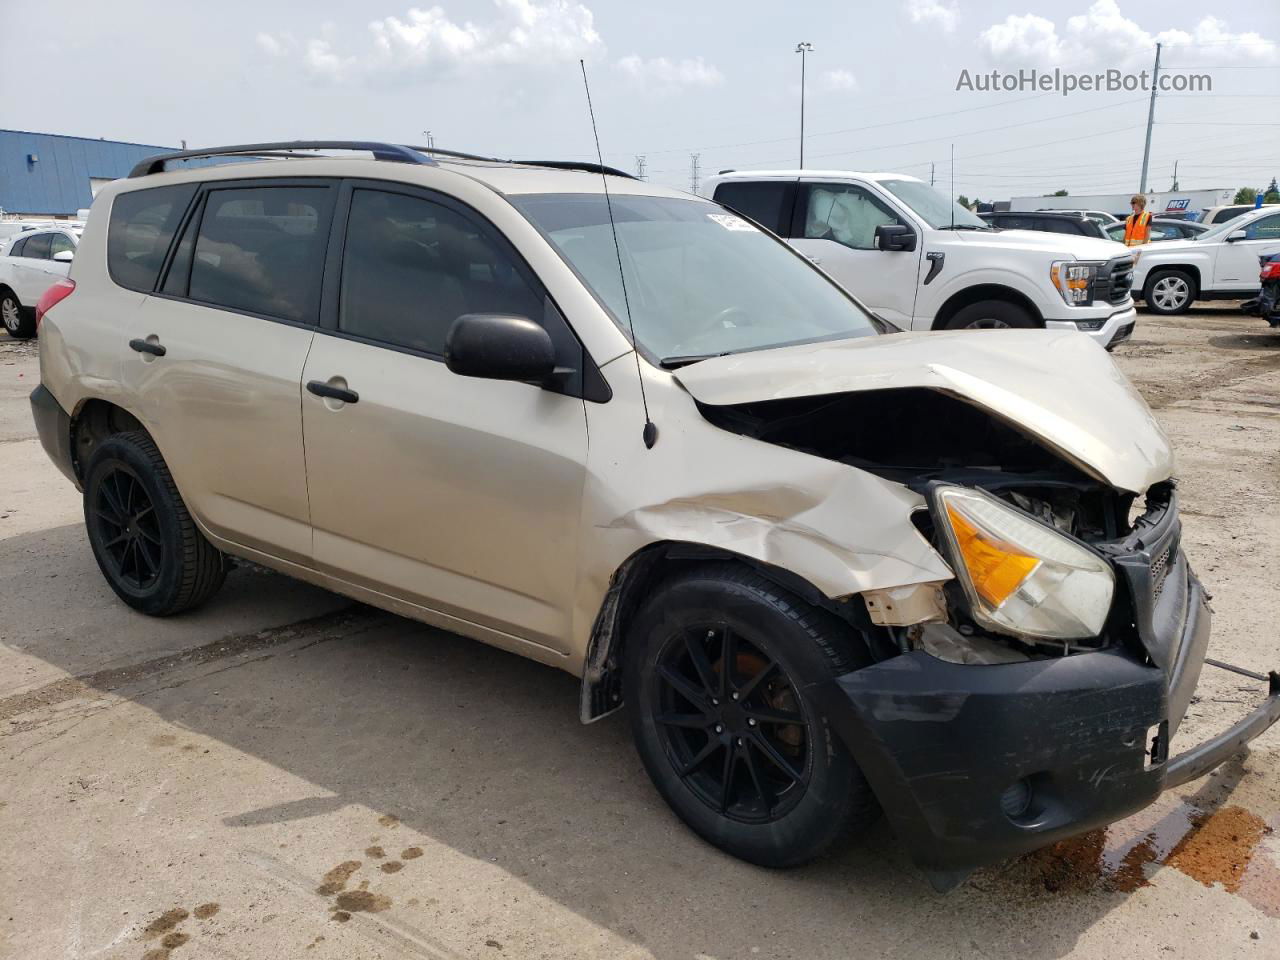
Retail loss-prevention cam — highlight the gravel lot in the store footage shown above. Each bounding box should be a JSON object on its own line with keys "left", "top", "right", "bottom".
{"left": 2, "top": 307, "right": 1278, "bottom": 960}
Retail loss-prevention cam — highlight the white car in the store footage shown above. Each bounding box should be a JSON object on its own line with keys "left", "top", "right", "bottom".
{"left": 0, "top": 225, "right": 80, "bottom": 338}
{"left": 1132, "top": 206, "right": 1280, "bottom": 315}
{"left": 705, "top": 171, "right": 1137, "bottom": 348}
{"left": 1199, "top": 203, "right": 1278, "bottom": 226}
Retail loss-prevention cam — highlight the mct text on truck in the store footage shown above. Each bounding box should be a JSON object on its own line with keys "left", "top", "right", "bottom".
{"left": 704, "top": 171, "right": 1137, "bottom": 349}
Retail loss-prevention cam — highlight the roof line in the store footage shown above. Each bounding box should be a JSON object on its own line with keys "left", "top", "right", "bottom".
{"left": 0, "top": 128, "right": 177, "bottom": 151}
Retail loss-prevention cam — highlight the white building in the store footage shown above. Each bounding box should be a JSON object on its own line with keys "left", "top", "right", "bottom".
{"left": 1010, "top": 188, "right": 1235, "bottom": 220}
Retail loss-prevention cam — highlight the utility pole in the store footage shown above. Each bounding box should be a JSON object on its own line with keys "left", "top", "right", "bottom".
{"left": 930, "top": 162, "right": 935, "bottom": 187}
{"left": 422, "top": 130, "right": 435, "bottom": 149}
{"left": 795, "top": 42, "right": 813, "bottom": 168}
{"left": 1171, "top": 159, "right": 1179, "bottom": 191}
{"left": 690, "top": 153, "right": 701, "bottom": 194}
{"left": 635, "top": 155, "right": 647, "bottom": 180}
{"left": 1139, "top": 42, "right": 1161, "bottom": 194}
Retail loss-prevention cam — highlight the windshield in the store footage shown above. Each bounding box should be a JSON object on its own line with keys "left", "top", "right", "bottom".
{"left": 879, "top": 179, "right": 989, "bottom": 230}
{"left": 512, "top": 194, "right": 879, "bottom": 363}
{"left": 1196, "top": 214, "right": 1259, "bottom": 242}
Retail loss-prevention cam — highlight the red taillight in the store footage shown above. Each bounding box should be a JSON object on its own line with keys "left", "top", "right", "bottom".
{"left": 35, "top": 278, "right": 75, "bottom": 329}
{"left": 1262, "top": 263, "right": 1280, "bottom": 281}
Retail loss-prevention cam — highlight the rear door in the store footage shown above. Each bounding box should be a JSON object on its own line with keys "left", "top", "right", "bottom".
{"left": 299, "top": 182, "right": 589, "bottom": 653}
{"left": 120, "top": 179, "right": 334, "bottom": 563}
{"left": 787, "top": 181, "right": 922, "bottom": 328}
{"left": 710, "top": 180, "right": 798, "bottom": 236}
{"left": 1213, "top": 213, "right": 1280, "bottom": 288}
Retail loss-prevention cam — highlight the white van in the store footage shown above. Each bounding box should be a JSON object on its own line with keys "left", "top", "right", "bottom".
{"left": 704, "top": 171, "right": 1136, "bottom": 348}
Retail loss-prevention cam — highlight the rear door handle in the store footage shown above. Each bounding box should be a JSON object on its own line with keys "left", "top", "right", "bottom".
{"left": 129, "top": 338, "right": 166, "bottom": 357}
{"left": 306, "top": 380, "right": 359, "bottom": 404}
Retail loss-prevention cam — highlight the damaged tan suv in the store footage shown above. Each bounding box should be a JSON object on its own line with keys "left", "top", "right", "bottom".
{"left": 31, "top": 142, "right": 1280, "bottom": 888}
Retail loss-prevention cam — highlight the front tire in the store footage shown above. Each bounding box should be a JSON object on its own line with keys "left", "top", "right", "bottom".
{"left": 1, "top": 288, "right": 34, "bottom": 339}
{"left": 943, "top": 299, "right": 1037, "bottom": 330}
{"left": 624, "top": 564, "right": 879, "bottom": 868}
{"left": 1143, "top": 269, "right": 1196, "bottom": 315}
{"left": 84, "top": 431, "right": 226, "bottom": 616}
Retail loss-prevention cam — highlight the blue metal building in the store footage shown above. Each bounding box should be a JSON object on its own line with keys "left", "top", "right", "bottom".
{"left": 0, "top": 130, "right": 177, "bottom": 217}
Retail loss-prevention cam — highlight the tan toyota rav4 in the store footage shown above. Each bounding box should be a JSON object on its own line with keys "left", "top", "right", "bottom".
{"left": 30, "top": 141, "right": 1279, "bottom": 889}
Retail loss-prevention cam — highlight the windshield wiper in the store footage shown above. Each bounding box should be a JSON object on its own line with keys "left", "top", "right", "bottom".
{"left": 937, "top": 223, "right": 991, "bottom": 231}
{"left": 660, "top": 353, "right": 727, "bottom": 369}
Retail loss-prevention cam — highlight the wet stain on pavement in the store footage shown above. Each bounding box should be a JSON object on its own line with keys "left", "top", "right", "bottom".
{"left": 316, "top": 860, "right": 362, "bottom": 896}
{"left": 364, "top": 845, "right": 385, "bottom": 858}
{"left": 143, "top": 908, "right": 189, "bottom": 937}
{"left": 378, "top": 814, "right": 400, "bottom": 828}
{"left": 192, "top": 902, "right": 220, "bottom": 920}
{"left": 161, "top": 932, "right": 190, "bottom": 950}
{"left": 380, "top": 860, "right": 404, "bottom": 873}
{"left": 987, "top": 797, "right": 1277, "bottom": 904}
{"left": 401, "top": 846, "right": 423, "bottom": 859}
{"left": 334, "top": 890, "right": 392, "bottom": 913}
{"left": 138, "top": 902, "right": 219, "bottom": 958}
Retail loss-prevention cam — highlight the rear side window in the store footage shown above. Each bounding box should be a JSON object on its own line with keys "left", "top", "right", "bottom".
{"left": 711, "top": 181, "right": 796, "bottom": 235}
{"left": 22, "top": 233, "right": 52, "bottom": 260}
{"left": 188, "top": 186, "right": 333, "bottom": 324}
{"left": 108, "top": 184, "right": 197, "bottom": 292}
{"left": 338, "top": 188, "right": 543, "bottom": 355}
{"left": 8, "top": 237, "right": 27, "bottom": 257}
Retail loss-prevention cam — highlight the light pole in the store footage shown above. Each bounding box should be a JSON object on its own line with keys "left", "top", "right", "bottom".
{"left": 795, "top": 42, "right": 812, "bottom": 168}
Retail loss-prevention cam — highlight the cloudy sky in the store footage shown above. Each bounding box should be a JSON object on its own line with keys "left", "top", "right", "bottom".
{"left": 6, "top": 0, "right": 1278, "bottom": 202}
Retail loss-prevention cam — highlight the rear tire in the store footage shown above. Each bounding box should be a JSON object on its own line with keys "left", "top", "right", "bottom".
{"left": 1, "top": 288, "right": 34, "bottom": 339}
{"left": 83, "top": 431, "right": 226, "bottom": 616}
{"left": 943, "top": 299, "right": 1037, "bottom": 330}
{"left": 624, "top": 563, "right": 879, "bottom": 868}
{"left": 1143, "top": 269, "right": 1196, "bottom": 315}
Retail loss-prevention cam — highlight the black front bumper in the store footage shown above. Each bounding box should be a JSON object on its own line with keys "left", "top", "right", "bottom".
{"left": 815, "top": 491, "right": 1280, "bottom": 877}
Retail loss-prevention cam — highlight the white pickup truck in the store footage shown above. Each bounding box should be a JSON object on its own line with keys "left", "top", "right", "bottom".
{"left": 703, "top": 170, "right": 1137, "bottom": 348}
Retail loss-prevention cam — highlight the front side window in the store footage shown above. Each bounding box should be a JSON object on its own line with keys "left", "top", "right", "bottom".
{"left": 1245, "top": 214, "right": 1280, "bottom": 241}
{"left": 107, "top": 183, "right": 197, "bottom": 292}
{"left": 338, "top": 188, "right": 543, "bottom": 355}
{"left": 512, "top": 193, "right": 878, "bottom": 363}
{"left": 802, "top": 184, "right": 904, "bottom": 250}
{"left": 711, "top": 181, "right": 795, "bottom": 235}
{"left": 188, "top": 186, "right": 332, "bottom": 323}
{"left": 22, "top": 233, "right": 52, "bottom": 260}
{"left": 50, "top": 233, "right": 76, "bottom": 258}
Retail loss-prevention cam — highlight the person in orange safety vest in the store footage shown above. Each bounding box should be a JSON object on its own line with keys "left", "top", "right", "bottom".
{"left": 1124, "top": 194, "right": 1152, "bottom": 246}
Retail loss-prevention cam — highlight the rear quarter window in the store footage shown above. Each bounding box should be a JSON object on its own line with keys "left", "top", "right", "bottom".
{"left": 711, "top": 181, "right": 796, "bottom": 235}
{"left": 107, "top": 184, "right": 198, "bottom": 292}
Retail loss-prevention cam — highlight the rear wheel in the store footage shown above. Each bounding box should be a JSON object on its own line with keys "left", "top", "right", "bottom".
{"left": 624, "top": 564, "right": 878, "bottom": 867}
{"left": 84, "top": 431, "right": 226, "bottom": 616}
{"left": 1, "top": 288, "right": 34, "bottom": 339}
{"left": 944, "top": 299, "right": 1037, "bottom": 330}
{"left": 1143, "top": 269, "right": 1196, "bottom": 315}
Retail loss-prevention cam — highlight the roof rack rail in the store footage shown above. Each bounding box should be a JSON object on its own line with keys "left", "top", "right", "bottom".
{"left": 128, "top": 140, "right": 437, "bottom": 178}
{"left": 404, "top": 146, "right": 635, "bottom": 179}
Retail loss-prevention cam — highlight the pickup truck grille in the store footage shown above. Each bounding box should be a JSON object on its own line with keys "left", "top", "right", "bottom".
{"left": 1094, "top": 256, "right": 1136, "bottom": 306}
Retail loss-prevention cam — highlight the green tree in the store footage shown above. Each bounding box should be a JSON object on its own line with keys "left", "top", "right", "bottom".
{"left": 1234, "top": 187, "right": 1260, "bottom": 204}
{"left": 1052, "top": 188, "right": 1069, "bottom": 197}
{"left": 1265, "top": 178, "right": 1280, "bottom": 205}
{"left": 956, "top": 194, "right": 971, "bottom": 209}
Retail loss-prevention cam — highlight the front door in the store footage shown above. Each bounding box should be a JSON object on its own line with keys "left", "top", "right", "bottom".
{"left": 300, "top": 183, "right": 589, "bottom": 653}
{"left": 1213, "top": 213, "right": 1280, "bottom": 288}
{"left": 787, "top": 182, "right": 923, "bottom": 329}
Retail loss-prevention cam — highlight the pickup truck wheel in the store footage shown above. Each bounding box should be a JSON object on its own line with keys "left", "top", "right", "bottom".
{"left": 1143, "top": 269, "right": 1195, "bottom": 315}
{"left": 944, "top": 300, "right": 1037, "bottom": 330}
{"left": 624, "top": 564, "right": 878, "bottom": 868}
{"left": 83, "top": 431, "right": 226, "bottom": 616}
{"left": 1, "top": 288, "right": 34, "bottom": 339}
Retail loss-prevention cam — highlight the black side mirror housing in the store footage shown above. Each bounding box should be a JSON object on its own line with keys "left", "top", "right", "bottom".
{"left": 875, "top": 223, "right": 917, "bottom": 252}
{"left": 445, "top": 314, "right": 557, "bottom": 383}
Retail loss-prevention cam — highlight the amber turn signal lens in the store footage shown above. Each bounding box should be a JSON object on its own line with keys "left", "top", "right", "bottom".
{"left": 945, "top": 505, "right": 1040, "bottom": 607}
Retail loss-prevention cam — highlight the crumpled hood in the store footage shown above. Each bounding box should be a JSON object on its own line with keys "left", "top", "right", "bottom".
{"left": 673, "top": 330, "right": 1173, "bottom": 494}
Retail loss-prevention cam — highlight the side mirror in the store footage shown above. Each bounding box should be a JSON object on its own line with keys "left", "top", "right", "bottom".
{"left": 445, "top": 313, "right": 557, "bottom": 384}
{"left": 52, "top": 250, "right": 74, "bottom": 263}
{"left": 1227, "top": 229, "right": 1248, "bottom": 243}
{"left": 875, "top": 224, "right": 917, "bottom": 252}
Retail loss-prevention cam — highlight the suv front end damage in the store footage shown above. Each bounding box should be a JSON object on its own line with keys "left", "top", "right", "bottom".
{"left": 671, "top": 333, "right": 1280, "bottom": 885}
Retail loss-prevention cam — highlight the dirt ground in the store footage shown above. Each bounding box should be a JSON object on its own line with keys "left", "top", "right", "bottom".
{"left": 2, "top": 307, "right": 1279, "bottom": 960}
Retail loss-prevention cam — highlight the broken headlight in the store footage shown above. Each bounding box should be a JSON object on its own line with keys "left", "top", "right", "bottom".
{"left": 933, "top": 485, "right": 1115, "bottom": 642}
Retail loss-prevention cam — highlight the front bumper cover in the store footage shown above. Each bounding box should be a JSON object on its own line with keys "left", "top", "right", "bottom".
{"left": 814, "top": 490, "right": 1280, "bottom": 880}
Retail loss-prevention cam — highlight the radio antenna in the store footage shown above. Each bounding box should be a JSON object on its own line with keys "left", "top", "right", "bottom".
{"left": 950, "top": 143, "right": 956, "bottom": 230}
{"left": 580, "top": 59, "right": 657, "bottom": 449}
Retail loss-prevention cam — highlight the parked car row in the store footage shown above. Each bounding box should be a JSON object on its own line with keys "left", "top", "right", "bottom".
{"left": 0, "top": 223, "right": 81, "bottom": 337}
{"left": 29, "top": 141, "right": 1280, "bottom": 889}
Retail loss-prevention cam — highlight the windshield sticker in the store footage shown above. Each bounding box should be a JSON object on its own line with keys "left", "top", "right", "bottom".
{"left": 706, "top": 213, "right": 758, "bottom": 232}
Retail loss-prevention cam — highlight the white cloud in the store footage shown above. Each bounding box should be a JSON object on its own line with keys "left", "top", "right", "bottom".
{"left": 818, "top": 68, "right": 859, "bottom": 92}
{"left": 259, "top": 0, "right": 604, "bottom": 79}
{"left": 905, "top": 0, "right": 960, "bottom": 33}
{"left": 615, "top": 55, "right": 724, "bottom": 95}
{"left": 979, "top": 0, "right": 1276, "bottom": 67}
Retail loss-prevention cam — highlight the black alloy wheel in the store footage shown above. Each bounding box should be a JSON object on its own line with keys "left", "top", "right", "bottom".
{"left": 91, "top": 463, "right": 164, "bottom": 590}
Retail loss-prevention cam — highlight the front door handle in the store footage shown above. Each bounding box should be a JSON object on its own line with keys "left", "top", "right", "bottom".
{"left": 128, "top": 338, "right": 166, "bottom": 357}
{"left": 307, "top": 380, "right": 359, "bottom": 404}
